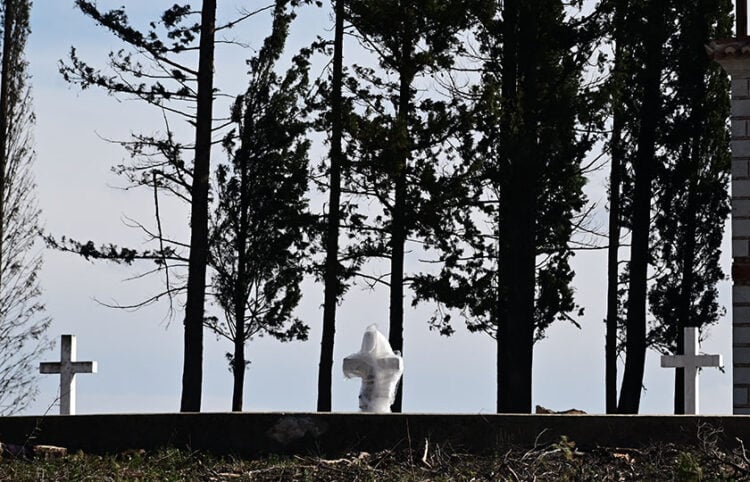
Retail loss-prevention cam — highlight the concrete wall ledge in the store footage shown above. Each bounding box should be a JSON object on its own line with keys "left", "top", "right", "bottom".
{"left": 0, "top": 413, "right": 748, "bottom": 456}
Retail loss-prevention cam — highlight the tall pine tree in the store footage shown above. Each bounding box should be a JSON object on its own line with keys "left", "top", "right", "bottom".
{"left": 208, "top": 1, "right": 312, "bottom": 412}
{"left": 487, "top": 0, "right": 593, "bottom": 413}
{"left": 611, "top": 0, "right": 729, "bottom": 414}
{"left": 647, "top": 0, "right": 731, "bottom": 414}
{"left": 413, "top": 0, "right": 597, "bottom": 413}
{"left": 343, "top": 0, "right": 474, "bottom": 411}
{"left": 616, "top": 0, "right": 671, "bottom": 414}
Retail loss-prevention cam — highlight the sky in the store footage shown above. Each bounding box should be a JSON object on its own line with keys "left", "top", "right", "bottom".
{"left": 19, "top": 0, "right": 733, "bottom": 416}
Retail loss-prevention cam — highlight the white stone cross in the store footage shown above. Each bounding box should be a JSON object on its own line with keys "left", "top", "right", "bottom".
{"left": 39, "top": 335, "right": 98, "bottom": 415}
{"left": 660, "top": 327, "right": 722, "bottom": 414}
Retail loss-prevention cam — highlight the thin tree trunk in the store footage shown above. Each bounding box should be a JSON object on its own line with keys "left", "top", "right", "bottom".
{"left": 673, "top": 126, "right": 702, "bottom": 414}
{"left": 389, "top": 6, "right": 414, "bottom": 413}
{"left": 605, "top": 0, "right": 625, "bottom": 415}
{"left": 317, "top": 0, "right": 345, "bottom": 413}
{"left": 389, "top": 170, "right": 406, "bottom": 413}
{"left": 606, "top": 127, "right": 623, "bottom": 414}
{"left": 231, "top": 136, "right": 250, "bottom": 412}
{"left": 0, "top": 0, "right": 15, "bottom": 290}
{"left": 230, "top": 271, "right": 246, "bottom": 411}
{"left": 617, "top": 0, "right": 665, "bottom": 414}
{"left": 232, "top": 321, "right": 246, "bottom": 411}
{"left": 181, "top": 0, "right": 216, "bottom": 413}
{"left": 230, "top": 228, "right": 247, "bottom": 411}
{"left": 673, "top": 338, "right": 685, "bottom": 414}
{"left": 617, "top": 129, "right": 654, "bottom": 414}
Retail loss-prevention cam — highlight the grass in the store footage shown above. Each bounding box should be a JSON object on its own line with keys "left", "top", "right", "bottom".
{"left": 2, "top": 432, "right": 750, "bottom": 481}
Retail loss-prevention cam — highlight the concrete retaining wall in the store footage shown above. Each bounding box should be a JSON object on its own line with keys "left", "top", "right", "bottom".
{"left": 1, "top": 413, "right": 750, "bottom": 456}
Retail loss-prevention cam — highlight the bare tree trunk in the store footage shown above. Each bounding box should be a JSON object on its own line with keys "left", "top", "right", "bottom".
{"left": 617, "top": 0, "right": 665, "bottom": 414}
{"left": 673, "top": 139, "right": 701, "bottom": 414}
{"left": 181, "top": 0, "right": 216, "bottom": 413}
{"left": 388, "top": 5, "right": 414, "bottom": 413}
{"left": 317, "top": 0, "right": 345, "bottom": 413}
{"left": 232, "top": 322, "right": 246, "bottom": 411}
{"left": 617, "top": 102, "right": 655, "bottom": 413}
{"left": 673, "top": 327, "right": 685, "bottom": 414}
{"left": 496, "top": 0, "right": 518, "bottom": 413}
{"left": 605, "top": 131, "right": 622, "bottom": 414}
{"left": 389, "top": 169, "right": 407, "bottom": 413}
{"left": 231, "top": 128, "right": 251, "bottom": 412}
{"left": 605, "top": 1, "right": 626, "bottom": 415}
{"left": 497, "top": 0, "right": 537, "bottom": 414}
{"left": 498, "top": 179, "right": 537, "bottom": 413}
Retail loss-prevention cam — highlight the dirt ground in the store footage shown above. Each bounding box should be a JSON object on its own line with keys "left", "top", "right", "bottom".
{"left": 2, "top": 427, "right": 750, "bottom": 480}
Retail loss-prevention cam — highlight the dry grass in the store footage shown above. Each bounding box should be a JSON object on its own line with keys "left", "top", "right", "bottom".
{"left": 2, "top": 428, "right": 750, "bottom": 481}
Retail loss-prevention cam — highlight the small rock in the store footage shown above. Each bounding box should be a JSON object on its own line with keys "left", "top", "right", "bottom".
{"left": 535, "top": 405, "right": 587, "bottom": 415}
{"left": 32, "top": 445, "right": 68, "bottom": 459}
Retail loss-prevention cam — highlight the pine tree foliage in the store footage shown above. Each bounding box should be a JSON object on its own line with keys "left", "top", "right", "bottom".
{"left": 53, "top": 1, "right": 218, "bottom": 303}
{"left": 51, "top": 1, "right": 310, "bottom": 312}
{"left": 416, "top": 0, "right": 599, "bottom": 335}
{"left": 0, "top": 0, "right": 52, "bottom": 415}
{"left": 647, "top": 0, "right": 731, "bottom": 355}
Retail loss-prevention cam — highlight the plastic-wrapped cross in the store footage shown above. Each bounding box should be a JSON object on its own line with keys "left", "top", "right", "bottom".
{"left": 343, "top": 324, "right": 403, "bottom": 413}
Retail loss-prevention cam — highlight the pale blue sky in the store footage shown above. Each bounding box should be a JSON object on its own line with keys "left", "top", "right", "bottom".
{"left": 21, "top": 0, "right": 733, "bottom": 415}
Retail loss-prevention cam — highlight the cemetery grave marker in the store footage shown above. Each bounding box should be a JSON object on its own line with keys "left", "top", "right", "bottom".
{"left": 343, "top": 324, "right": 403, "bottom": 413}
{"left": 39, "top": 334, "right": 97, "bottom": 415}
{"left": 661, "top": 326, "right": 722, "bottom": 415}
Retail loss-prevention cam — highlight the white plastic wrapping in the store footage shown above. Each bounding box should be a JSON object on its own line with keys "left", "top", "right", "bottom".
{"left": 343, "top": 324, "right": 404, "bottom": 413}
